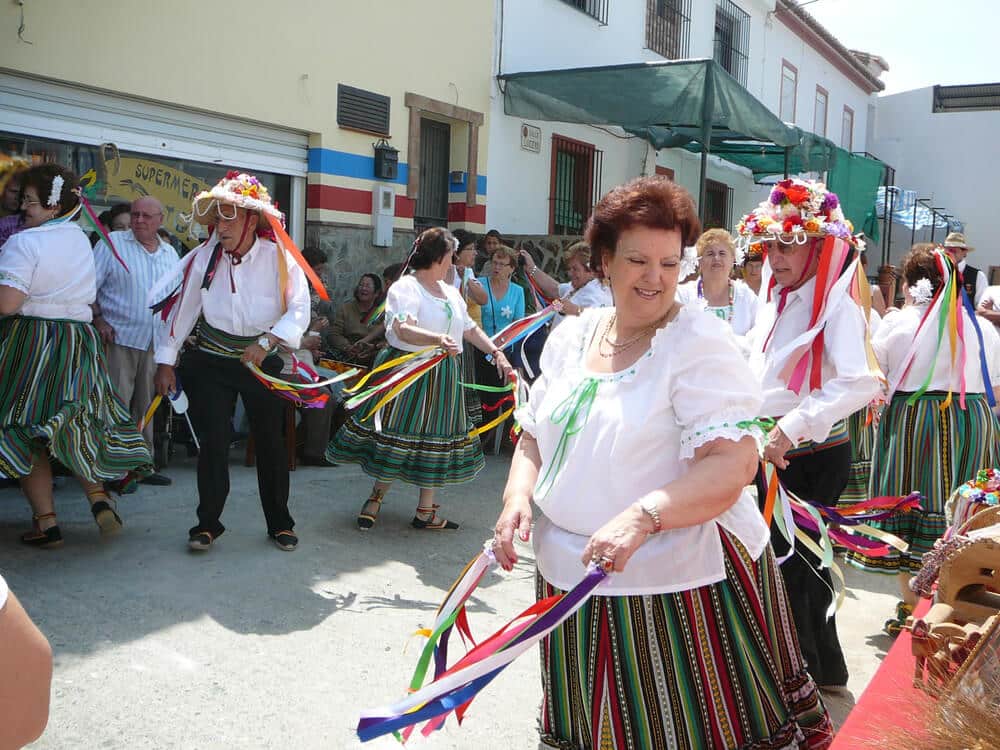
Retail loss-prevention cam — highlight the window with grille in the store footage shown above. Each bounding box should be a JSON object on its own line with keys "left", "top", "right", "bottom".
{"left": 841, "top": 106, "right": 854, "bottom": 150}
{"left": 814, "top": 86, "right": 828, "bottom": 137}
{"left": 337, "top": 84, "right": 391, "bottom": 136}
{"left": 549, "top": 135, "right": 603, "bottom": 235}
{"left": 645, "top": 0, "right": 691, "bottom": 60}
{"left": 558, "top": 0, "right": 609, "bottom": 24}
{"left": 780, "top": 61, "right": 797, "bottom": 122}
{"left": 713, "top": 0, "right": 750, "bottom": 86}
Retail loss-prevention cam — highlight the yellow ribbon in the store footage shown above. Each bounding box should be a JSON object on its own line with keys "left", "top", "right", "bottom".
{"left": 138, "top": 394, "right": 162, "bottom": 432}
{"left": 344, "top": 347, "right": 437, "bottom": 395}
{"left": 469, "top": 407, "right": 514, "bottom": 439}
{"left": 794, "top": 528, "right": 847, "bottom": 616}
{"left": 363, "top": 360, "right": 440, "bottom": 421}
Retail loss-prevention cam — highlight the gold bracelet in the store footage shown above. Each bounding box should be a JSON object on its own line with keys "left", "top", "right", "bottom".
{"left": 638, "top": 497, "right": 662, "bottom": 533}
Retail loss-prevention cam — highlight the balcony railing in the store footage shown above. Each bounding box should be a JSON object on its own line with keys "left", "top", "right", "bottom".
{"left": 558, "top": 0, "right": 609, "bottom": 25}
{"left": 714, "top": 0, "right": 750, "bottom": 87}
{"left": 645, "top": 0, "right": 691, "bottom": 60}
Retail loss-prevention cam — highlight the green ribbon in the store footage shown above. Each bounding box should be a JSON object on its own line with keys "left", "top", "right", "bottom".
{"left": 534, "top": 377, "right": 600, "bottom": 500}
{"left": 907, "top": 270, "right": 954, "bottom": 407}
{"left": 459, "top": 381, "right": 515, "bottom": 393}
{"left": 736, "top": 417, "right": 776, "bottom": 434}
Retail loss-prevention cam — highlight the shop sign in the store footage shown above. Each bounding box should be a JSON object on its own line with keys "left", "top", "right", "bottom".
{"left": 520, "top": 124, "right": 541, "bottom": 153}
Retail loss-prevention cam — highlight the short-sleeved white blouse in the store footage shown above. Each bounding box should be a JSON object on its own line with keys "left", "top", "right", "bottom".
{"left": 675, "top": 278, "right": 759, "bottom": 336}
{"left": 0, "top": 222, "right": 96, "bottom": 321}
{"left": 385, "top": 274, "right": 475, "bottom": 352}
{"left": 516, "top": 306, "right": 769, "bottom": 595}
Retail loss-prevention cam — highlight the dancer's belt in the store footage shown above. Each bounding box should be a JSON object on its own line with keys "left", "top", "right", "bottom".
{"left": 782, "top": 418, "right": 849, "bottom": 458}
{"left": 195, "top": 319, "right": 262, "bottom": 359}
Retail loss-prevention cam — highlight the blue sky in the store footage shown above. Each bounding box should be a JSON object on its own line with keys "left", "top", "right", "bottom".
{"left": 806, "top": 0, "right": 999, "bottom": 95}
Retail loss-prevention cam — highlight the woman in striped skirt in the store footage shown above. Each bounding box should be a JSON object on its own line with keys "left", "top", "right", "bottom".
{"left": 328, "top": 227, "right": 515, "bottom": 531}
{"left": 845, "top": 245, "right": 1000, "bottom": 634}
{"left": 0, "top": 164, "right": 152, "bottom": 547}
{"left": 492, "top": 177, "right": 831, "bottom": 749}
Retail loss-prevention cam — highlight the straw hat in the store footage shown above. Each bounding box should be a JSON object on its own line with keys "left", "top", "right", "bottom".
{"left": 735, "top": 178, "right": 861, "bottom": 251}
{"left": 191, "top": 171, "right": 283, "bottom": 226}
{"left": 943, "top": 231, "right": 973, "bottom": 251}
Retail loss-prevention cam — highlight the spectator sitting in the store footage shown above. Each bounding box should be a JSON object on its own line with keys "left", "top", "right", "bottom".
{"left": 382, "top": 262, "right": 404, "bottom": 289}
{"left": 302, "top": 245, "right": 334, "bottom": 320}
{"left": 326, "top": 273, "right": 386, "bottom": 367}
{"left": 89, "top": 203, "right": 130, "bottom": 246}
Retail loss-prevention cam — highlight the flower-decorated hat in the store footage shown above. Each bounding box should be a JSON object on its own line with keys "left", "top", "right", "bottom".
{"left": 192, "top": 170, "right": 283, "bottom": 226}
{"left": 736, "top": 178, "right": 860, "bottom": 250}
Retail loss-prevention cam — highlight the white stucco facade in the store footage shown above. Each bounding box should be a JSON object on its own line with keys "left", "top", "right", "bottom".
{"left": 487, "top": 0, "right": 883, "bottom": 236}
{"left": 872, "top": 86, "right": 1000, "bottom": 273}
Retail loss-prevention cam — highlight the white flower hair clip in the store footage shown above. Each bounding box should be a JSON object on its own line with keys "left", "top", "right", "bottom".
{"left": 910, "top": 277, "right": 933, "bottom": 306}
{"left": 679, "top": 246, "right": 698, "bottom": 278}
{"left": 47, "top": 175, "right": 64, "bottom": 208}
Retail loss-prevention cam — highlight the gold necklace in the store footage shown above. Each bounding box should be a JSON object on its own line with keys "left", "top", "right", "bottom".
{"left": 598, "top": 310, "right": 671, "bottom": 358}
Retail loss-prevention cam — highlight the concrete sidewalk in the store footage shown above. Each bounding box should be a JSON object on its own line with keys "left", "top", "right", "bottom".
{"left": 0, "top": 456, "right": 900, "bottom": 748}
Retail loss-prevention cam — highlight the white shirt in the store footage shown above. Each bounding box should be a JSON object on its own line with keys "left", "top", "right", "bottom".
{"left": 554, "top": 278, "right": 613, "bottom": 328}
{"left": 94, "top": 230, "right": 178, "bottom": 351}
{"left": 516, "top": 307, "right": 769, "bottom": 595}
{"left": 0, "top": 222, "right": 95, "bottom": 321}
{"left": 875, "top": 304, "right": 1000, "bottom": 394}
{"left": 676, "top": 278, "right": 760, "bottom": 336}
{"left": 154, "top": 237, "right": 310, "bottom": 365}
{"left": 385, "top": 274, "right": 475, "bottom": 352}
{"left": 959, "top": 260, "right": 989, "bottom": 306}
{"left": 747, "top": 276, "right": 881, "bottom": 446}
{"left": 979, "top": 284, "right": 1000, "bottom": 326}
{"left": 0, "top": 573, "right": 7, "bottom": 612}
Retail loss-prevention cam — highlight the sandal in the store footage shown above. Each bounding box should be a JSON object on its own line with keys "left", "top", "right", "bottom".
{"left": 357, "top": 488, "right": 386, "bottom": 530}
{"left": 411, "top": 504, "right": 459, "bottom": 531}
{"left": 21, "top": 512, "right": 63, "bottom": 548}
{"left": 88, "top": 493, "right": 123, "bottom": 536}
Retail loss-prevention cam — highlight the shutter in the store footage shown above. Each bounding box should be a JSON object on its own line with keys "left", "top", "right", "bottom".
{"left": 337, "top": 85, "right": 391, "bottom": 136}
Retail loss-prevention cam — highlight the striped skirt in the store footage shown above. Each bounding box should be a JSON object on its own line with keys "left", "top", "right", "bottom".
{"left": 0, "top": 316, "right": 153, "bottom": 482}
{"left": 538, "top": 533, "right": 833, "bottom": 750}
{"left": 326, "top": 346, "right": 485, "bottom": 487}
{"left": 839, "top": 409, "right": 876, "bottom": 506}
{"left": 846, "top": 391, "right": 1000, "bottom": 574}
{"left": 460, "top": 350, "right": 482, "bottom": 427}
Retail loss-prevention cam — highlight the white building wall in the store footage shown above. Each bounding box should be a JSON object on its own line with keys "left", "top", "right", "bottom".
{"left": 488, "top": 0, "right": 881, "bottom": 235}
{"left": 761, "top": 18, "right": 874, "bottom": 152}
{"left": 872, "top": 87, "right": 1000, "bottom": 273}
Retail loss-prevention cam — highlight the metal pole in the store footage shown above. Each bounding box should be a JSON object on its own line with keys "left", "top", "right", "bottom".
{"left": 930, "top": 207, "right": 946, "bottom": 244}
{"left": 885, "top": 176, "right": 896, "bottom": 267}
{"left": 783, "top": 147, "right": 790, "bottom": 179}
{"left": 698, "top": 61, "right": 716, "bottom": 226}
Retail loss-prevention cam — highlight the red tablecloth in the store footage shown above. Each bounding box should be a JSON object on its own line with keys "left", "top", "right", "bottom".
{"left": 829, "top": 598, "right": 936, "bottom": 748}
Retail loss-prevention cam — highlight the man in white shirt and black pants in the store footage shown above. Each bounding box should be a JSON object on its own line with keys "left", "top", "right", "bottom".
{"left": 153, "top": 173, "right": 311, "bottom": 552}
{"left": 742, "top": 181, "right": 882, "bottom": 689}
{"left": 93, "top": 197, "right": 178, "bottom": 486}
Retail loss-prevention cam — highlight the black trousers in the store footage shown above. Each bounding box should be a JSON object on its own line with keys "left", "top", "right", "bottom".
{"left": 473, "top": 349, "right": 505, "bottom": 413}
{"left": 756, "top": 442, "right": 851, "bottom": 687}
{"left": 180, "top": 350, "right": 293, "bottom": 538}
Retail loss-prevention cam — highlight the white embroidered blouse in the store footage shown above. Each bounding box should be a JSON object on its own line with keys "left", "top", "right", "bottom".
{"left": 516, "top": 307, "right": 769, "bottom": 595}
{"left": 0, "top": 223, "right": 96, "bottom": 322}
{"left": 675, "top": 278, "right": 760, "bottom": 336}
{"left": 875, "top": 304, "right": 1000, "bottom": 394}
{"left": 385, "top": 274, "right": 475, "bottom": 353}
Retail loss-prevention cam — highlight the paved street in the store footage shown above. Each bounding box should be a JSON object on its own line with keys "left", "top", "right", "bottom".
{"left": 0, "top": 455, "right": 899, "bottom": 749}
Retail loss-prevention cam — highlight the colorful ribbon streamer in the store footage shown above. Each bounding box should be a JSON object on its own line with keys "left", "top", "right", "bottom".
{"left": 363, "top": 299, "right": 386, "bottom": 327}
{"left": 357, "top": 543, "right": 609, "bottom": 742}
{"left": 760, "top": 462, "right": 922, "bottom": 615}
{"left": 244, "top": 357, "right": 361, "bottom": 409}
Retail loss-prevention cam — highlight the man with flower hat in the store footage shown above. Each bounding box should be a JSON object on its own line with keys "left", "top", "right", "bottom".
{"left": 152, "top": 171, "right": 323, "bottom": 552}
{"left": 740, "top": 178, "right": 882, "bottom": 688}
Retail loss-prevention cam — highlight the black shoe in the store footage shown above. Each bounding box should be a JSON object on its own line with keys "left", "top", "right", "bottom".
{"left": 90, "top": 500, "right": 123, "bottom": 536}
{"left": 269, "top": 530, "right": 298, "bottom": 551}
{"left": 188, "top": 531, "right": 215, "bottom": 551}
{"left": 301, "top": 455, "right": 337, "bottom": 467}
{"left": 140, "top": 472, "right": 172, "bottom": 486}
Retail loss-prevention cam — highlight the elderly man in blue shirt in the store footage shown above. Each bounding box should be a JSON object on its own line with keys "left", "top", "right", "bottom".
{"left": 93, "top": 196, "right": 178, "bottom": 486}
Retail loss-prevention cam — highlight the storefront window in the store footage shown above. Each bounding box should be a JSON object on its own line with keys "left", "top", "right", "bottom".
{"left": 0, "top": 132, "right": 291, "bottom": 251}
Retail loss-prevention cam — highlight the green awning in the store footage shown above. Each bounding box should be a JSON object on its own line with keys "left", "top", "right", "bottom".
{"left": 827, "top": 148, "right": 887, "bottom": 241}
{"left": 501, "top": 59, "right": 799, "bottom": 148}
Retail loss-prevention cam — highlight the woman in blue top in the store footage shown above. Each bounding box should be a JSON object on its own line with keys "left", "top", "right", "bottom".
{"left": 476, "top": 244, "right": 525, "bottom": 436}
